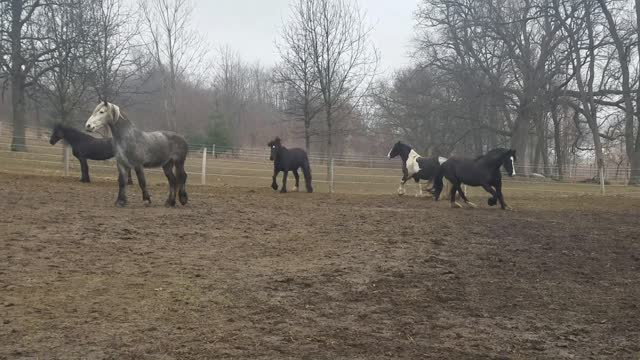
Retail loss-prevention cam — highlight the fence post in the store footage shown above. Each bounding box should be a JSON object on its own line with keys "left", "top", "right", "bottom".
{"left": 330, "top": 158, "right": 335, "bottom": 193}
{"left": 212, "top": 144, "right": 215, "bottom": 158}
{"left": 201, "top": 147, "right": 207, "bottom": 185}
{"left": 63, "top": 143, "right": 70, "bottom": 176}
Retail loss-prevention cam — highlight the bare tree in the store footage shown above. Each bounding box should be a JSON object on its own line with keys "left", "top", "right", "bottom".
{"left": 275, "top": 0, "right": 323, "bottom": 152}
{"left": 86, "top": 0, "right": 148, "bottom": 103}
{"left": 36, "top": 0, "right": 94, "bottom": 125}
{"left": 291, "top": 0, "right": 378, "bottom": 189}
{"left": 0, "top": 0, "right": 59, "bottom": 151}
{"left": 596, "top": 0, "right": 640, "bottom": 184}
{"left": 138, "top": 0, "right": 207, "bottom": 130}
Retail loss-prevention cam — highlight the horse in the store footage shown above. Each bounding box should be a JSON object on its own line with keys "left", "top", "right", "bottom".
{"left": 433, "top": 148, "right": 516, "bottom": 210}
{"left": 268, "top": 137, "right": 313, "bottom": 193}
{"left": 387, "top": 141, "right": 448, "bottom": 197}
{"left": 85, "top": 101, "right": 189, "bottom": 207}
{"left": 49, "top": 124, "right": 133, "bottom": 184}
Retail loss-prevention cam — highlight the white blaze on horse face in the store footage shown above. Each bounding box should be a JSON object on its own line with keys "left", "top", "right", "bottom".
{"left": 510, "top": 156, "right": 516, "bottom": 176}
{"left": 438, "top": 156, "right": 447, "bottom": 165}
{"left": 387, "top": 147, "right": 393, "bottom": 159}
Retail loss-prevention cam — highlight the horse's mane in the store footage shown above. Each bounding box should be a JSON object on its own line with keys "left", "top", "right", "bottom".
{"left": 475, "top": 148, "right": 510, "bottom": 161}
{"left": 52, "top": 123, "right": 88, "bottom": 137}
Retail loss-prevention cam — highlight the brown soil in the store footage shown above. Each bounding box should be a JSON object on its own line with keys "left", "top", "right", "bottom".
{"left": 1, "top": 173, "right": 639, "bottom": 359}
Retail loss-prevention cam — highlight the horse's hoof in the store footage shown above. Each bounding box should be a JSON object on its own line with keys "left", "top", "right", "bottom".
{"left": 143, "top": 199, "right": 151, "bottom": 207}
{"left": 503, "top": 206, "right": 514, "bottom": 211}
{"left": 292, "top": 186, "right": 299, "bottom": 192}
{"left": 280, "top": 189, "right": 287, "bottom": 194}
{"left": 271, "top": 184, "right": 278, "bottom": 191}
{"left": 307, "top": 187, "right": 313, "bottom": 193}
{"left": 115, "top": 199, "right": 127, "bottom": 207}
{"left": 466, "top": 201, "right": 478, "bottom": 208}
{"left": 488, "top": 198, "right": 497, "bottom": 206}
{"left": 179, "top": 192, "right": 188, "bottom": 205}
{"left": 450, "top": 202, "right": 462, "bottom": 209}
{"left": 165, "top": 200, "right": 176, "bottom": 207}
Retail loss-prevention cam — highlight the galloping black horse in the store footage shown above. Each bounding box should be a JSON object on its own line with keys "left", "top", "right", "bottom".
{"left": 387, "top": 141, "right": 447, "bottom": 197}
{"left": 268, "top": 137, "right": 313, "bottom": 193}
{"left": 49, "top": 124, "right": 132, "bottom": 184}
{"left": 433, "top": 148, "right": 516, "bottom": 209}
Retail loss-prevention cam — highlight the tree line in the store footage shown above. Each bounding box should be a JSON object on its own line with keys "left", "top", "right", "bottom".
{"left": 2, "top": 0, "right": 640, "bottom": 184}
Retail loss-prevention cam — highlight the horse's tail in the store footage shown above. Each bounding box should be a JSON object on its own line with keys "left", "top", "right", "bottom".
{"left": 302, "top": 156, "right": 313, "bottom": 193}
{"left": 433, "top": 165, "right": 445, "bottom": 201}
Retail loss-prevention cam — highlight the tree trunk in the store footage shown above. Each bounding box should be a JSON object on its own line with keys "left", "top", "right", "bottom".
{"left": 10, "top": 0, "right": 27, "bottom": 152}
{"left": 629, "top": 151, "right": 640, "bottom": 185}
{"left": 551, "top": 109, "right": 563, "bottom": 179}
{"left": 511, "top": 114, "right": 530, "bottom": 176}
{"left": 11, "top": 75, "right": 27, "bottom": 152}
{"left": 326, "top": 107, "right": 333, "bottom": 191}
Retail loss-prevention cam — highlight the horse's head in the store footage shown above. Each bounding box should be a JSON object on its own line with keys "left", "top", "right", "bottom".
{"left": 388, "top": 141, "right": 403, "bottom": 159}
{"left": 86, "top": 101, "right": 120, "bottom": 132}
{"left": 49, "top": 124, "right": 64, "bottom": 145}
{"left": 485, "top": 148, "right": 517, "bottom": 176}
{"left": 267, "top": 137, "right": 282, "bottom": 161}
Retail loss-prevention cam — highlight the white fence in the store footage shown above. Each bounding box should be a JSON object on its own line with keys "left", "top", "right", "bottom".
{"left": 1, "top": 124, "right": 639, "bottom": 197}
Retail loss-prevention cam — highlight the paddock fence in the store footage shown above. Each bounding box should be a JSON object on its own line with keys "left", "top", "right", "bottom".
{"left": 1, "top": 124, "right": 639, "bottom": 197}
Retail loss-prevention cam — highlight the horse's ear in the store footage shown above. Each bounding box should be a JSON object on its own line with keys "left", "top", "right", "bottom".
{"left": 103, "top": 100, "right": 108, "bottom": 107}
{"left": 274, "top": 137, "right": 281, "bottom": 145}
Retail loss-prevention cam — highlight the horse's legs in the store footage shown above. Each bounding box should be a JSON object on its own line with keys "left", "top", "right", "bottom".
{"left": 271, "top": 170, "right": 280, "bottom": 190}
{"left": 175, "top": 160, "right": 188, "bottom": 205}
{"left": 482, "top": 184, "right": 498, "bottom": 206}
{"left": 280, "top": 170, "right": 289, "bottom": 193}
{"left": 397, "top": 175, "right": 408, "bottom": 195}
{"left": 162, "top": 161, "right": 177, "bottom": 207}
{"left": 134, "top": 166, "right": 151, "bottom": 206}
{"left": 79, "top": 158, "right": 90, "bottom": 183}
{"left": 115, "top": 163, "right": 129, "bottom": 207}
{"left": 292, "top": 169, "right": 300, "bottom": 191}
{"left": 456, "top": 184, "right": 477, "bottom": 208}
{"left": 495, "top": 180, "right": 512, "bottom": 210}
{"left": 449, "top": 181, "right": 462, "bottom": 208}
{"left": 127, "top": 168, "right": 134, "bottom": 185}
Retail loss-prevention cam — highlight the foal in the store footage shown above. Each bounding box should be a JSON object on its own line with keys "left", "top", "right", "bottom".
{"left": 49, "top": 124, "right": 132, "bottom": 184}
{"left": 85, "top": 101, "right": 189, "bottom": 207}
{"left": 268, "top": 137, "right": 313, "bottom": 193}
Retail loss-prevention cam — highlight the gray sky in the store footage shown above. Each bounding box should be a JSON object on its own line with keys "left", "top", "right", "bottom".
{"left": 192, "top": 0, "right": 421, "bottom": 74}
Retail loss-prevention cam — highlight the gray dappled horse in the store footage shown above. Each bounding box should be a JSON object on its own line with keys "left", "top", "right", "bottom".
{"left": 85, "top": 101, "right": 189, "bottom": 207}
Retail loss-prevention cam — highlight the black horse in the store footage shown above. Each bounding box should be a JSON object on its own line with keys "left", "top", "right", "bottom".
{"left": 268, "top": 137, "right": 313, "bottom": 193}
{"left": 387, "top": 141, "right": 447, "bottom": 197}
{"left": 49, "top": 124, "right": 132, "bottom": 184}
{"left": 433, "top": 148, "right": 516, "bottom": 210}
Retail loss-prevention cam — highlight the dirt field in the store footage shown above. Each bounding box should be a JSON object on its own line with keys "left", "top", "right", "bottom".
{"left": 1, "top": 172, "right": 639, "bottom": 359}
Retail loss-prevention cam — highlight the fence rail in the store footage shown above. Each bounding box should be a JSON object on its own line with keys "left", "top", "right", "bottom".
{"left": 0, "top": 124, "right": 639, "bottom": 196}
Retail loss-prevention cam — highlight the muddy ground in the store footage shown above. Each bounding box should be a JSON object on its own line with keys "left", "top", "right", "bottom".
{"left": 1, "top": 173, "right": 639, "bottom": 359}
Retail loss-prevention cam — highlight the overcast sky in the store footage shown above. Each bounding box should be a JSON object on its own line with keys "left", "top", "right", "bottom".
{"left": 192, "top": 0, "right": 421, "bottom": 74}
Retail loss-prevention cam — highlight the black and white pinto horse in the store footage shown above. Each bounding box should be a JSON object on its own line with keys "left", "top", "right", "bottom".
{"left": 434, "top": 148, "right": 516, "bottom": 210}
{"left": 387, "top": 141, "right": 448, "bottom": 197}
{"left": 268, "top": 137, "right": 313, "bottom": 193}
{"left": 85, "top": 101, "right": 189, "bottom": 207}
{"left": 49, "top": 124, "right": 132, "bottom": 184}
